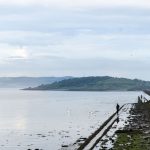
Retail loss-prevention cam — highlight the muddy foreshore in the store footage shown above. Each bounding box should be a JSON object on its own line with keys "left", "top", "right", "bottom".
{"left": 93, "top": 95, "right": 150, "bottom": 150}
{"left": 97, "top": 96, "right": 150, "bottom": 150}
{"left": 62, "top": 95, "right": 150, "bottom": 150}
{"left": 112, "top": 100, "right": 150, "bottom": 150}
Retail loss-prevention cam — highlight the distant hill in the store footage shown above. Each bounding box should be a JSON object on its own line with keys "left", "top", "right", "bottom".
{"left": 0, "top": 77, "right": 72, "bottom": 88}
{"left": 23, "top": 76, "right": 150, "bottom": 91}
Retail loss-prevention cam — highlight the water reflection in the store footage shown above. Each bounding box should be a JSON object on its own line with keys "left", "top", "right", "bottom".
{"left": 15, "top": 117, "right": 27, "bottom": 130}
{"left": 116, "top": 115, "right": 120, "bottom": 124}
{"left": 0, "top": 89, "right": 141, "bottom": 149}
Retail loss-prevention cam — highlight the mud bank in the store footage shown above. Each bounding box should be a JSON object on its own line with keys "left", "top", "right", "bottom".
{"left": 62, "top": 96, "right": 149, "bottom": 150}
{"left": 112, "top": 101, "right": 150, "bottom": 150}
{"left": 94, "top": 99, "right": 150, "bottom": 150}
{"left": 94, "top": 104, "right": 132, "bottom": 149}
{"left": 63, "top": 104, "right": 129, "bottom": 150}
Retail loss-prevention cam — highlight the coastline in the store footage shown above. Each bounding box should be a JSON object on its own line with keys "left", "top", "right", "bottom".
{"left": 93, "top": 95, "right": 150, "bottom": 150}
{"left": 64, "top": 93, "right": 150, "bottom": 150}
{"left": 112, "top": 100, "right": 150, "bottom": 150}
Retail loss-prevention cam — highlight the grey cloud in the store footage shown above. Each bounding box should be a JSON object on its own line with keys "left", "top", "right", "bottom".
{"left": 0, "top": 6, "right": 150, "bottom": 34}
{"left": 0, "top": 5, "right": 149, "bottom": 79}
{"left": 1, "top": 57, "right": 150, "bottom": 79}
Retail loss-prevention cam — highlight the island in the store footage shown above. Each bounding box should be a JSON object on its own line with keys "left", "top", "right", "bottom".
{"left": 23, "top": 76, "right": 150, "bottom": 91}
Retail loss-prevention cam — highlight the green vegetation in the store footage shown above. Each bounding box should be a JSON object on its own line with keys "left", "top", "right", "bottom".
{"left": 24, "top": 76, "right": 150, "bottom": 91}
{"left": 113, "top": 100, "right": 150, "bottom": 150}
{"left": 113, "top": 131, "right": 150, "bottom": 150}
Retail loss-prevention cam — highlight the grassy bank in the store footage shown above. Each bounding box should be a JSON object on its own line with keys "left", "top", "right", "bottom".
{"left": 113, "top": 100, "right": 150, "bottom": 150}
{"left": 113, "top": 131, "right": 148, "bottom": 150}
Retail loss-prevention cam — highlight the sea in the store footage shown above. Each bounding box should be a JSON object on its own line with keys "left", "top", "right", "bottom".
{"left": 0, "top": 89, "right": 143, "bottom": 150}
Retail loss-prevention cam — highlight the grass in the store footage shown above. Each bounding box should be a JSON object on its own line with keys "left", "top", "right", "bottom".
{"left": 113, "top": 102, "right": 150, "bottom": 150}
{"left": 113, "top": 131, "right": 149, "bottom": 150}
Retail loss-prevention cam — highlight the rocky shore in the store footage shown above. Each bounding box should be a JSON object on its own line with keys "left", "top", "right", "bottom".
{"left": 113, "top": 99, "right": 150, "bottom": 150}
{"left": 62, "top": 94, "right": 150, "bottom": 150}
{"left": 95, "top": 95, "right": 150, "bottom": 150}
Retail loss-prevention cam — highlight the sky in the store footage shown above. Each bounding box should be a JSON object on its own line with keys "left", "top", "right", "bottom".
{"left": 0, "top": 0, "right": 150, "bottom": 80}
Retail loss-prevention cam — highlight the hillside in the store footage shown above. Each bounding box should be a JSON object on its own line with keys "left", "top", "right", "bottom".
{"left": 0, "top": 77, "right": 71, "bottom": 88}
{"left": 23, "top": 76, "right": 150, "bottom": 91}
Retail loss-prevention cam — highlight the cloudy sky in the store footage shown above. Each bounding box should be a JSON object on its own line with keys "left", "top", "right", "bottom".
{"left": 0, "top": 0, "right": 150, "bottom": 80}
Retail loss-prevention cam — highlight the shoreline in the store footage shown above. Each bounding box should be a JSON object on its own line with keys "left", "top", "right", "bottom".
{"left": 64, "top": 93, "right": 150, "bottom": 150}
{"left": 112, "top": 100, "right": 150, "bottom": 150}
{"left": 63, "top": 104, "right": 128, "bottom": 150}
{"left": 92, "top": 94, "right": 150, "bottom": 150}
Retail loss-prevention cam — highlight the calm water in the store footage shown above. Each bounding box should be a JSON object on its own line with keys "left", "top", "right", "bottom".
{"left": 0, "top": 89, "right": 142, "bottom": 149}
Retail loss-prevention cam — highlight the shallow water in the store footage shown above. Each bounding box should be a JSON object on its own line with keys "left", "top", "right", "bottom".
{"left": 0, "top": 89, "right": 142, "bottom": 149}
